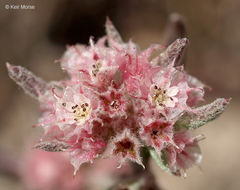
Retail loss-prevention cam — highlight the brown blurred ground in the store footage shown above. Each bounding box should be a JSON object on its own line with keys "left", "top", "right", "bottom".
{"left": 0, "top": 0, "right": 239, "bottom": 190}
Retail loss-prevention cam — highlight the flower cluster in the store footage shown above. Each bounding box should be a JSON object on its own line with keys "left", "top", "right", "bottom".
{"left": 7, "top": 18, "right": 229, "bottom": 176}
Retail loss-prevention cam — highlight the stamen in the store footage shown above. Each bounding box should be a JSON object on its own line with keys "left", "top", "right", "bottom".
{"left": 92, "top": 61, "right": 102, "bottom": 77}
{"left": 152, "top": 85, "right": 177, "bottom": 108}
{"left": 71, "top": 102, "right": 91, "bottom": 122}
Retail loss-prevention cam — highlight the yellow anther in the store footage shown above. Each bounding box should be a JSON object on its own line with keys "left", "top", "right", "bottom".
{"left": 72, "top": 103, "right": 91, "bottom": 121}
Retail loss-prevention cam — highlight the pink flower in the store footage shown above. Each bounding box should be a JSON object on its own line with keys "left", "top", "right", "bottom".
{"left": 104, "top": 129, "right": 143, "bottom": 168}
{"left": 7, "top": 18, "right": 229, "bottom": 177}
{"left": 164, "top": 131, "right": 202, "bottom": 176}
{"left": 147, "top": 64, "right": 193, "bottom": 119}
{"left": 61, "top": 38, "right": 121, "bottom": 90}
{"left": 68, "top": 133, "right": 106, "bottom": 175}
{"left": 140, "top": 120, "right": 173, "bottom": 156}
{"left": 54, "top": 86, "right": 98, "bottom": 130}
{"left": 118, "top": 45, "right": 162, "bottom": 98}
{"left": 98, "top": 85, "right": 128, "bottom": 118}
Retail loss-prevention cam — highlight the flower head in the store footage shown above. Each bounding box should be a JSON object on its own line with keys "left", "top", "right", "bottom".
{"left": 7, "top": 18, "right": 229, "bottom": 177}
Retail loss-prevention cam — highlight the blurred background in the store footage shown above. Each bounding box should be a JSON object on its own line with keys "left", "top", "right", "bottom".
{"left": 0, "top": 0, "right": 239, "bottom": 189}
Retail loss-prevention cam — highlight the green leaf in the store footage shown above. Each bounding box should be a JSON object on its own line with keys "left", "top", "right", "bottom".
{"left": 149, "top": 148, "right": 170, "bottom": 173}
{"left": 175, "top": 98, "right": 230, "bottom": 130}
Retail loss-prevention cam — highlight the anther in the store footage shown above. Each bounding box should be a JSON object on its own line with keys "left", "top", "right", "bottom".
{"left": 72, "top": 105, "right": 78, "bottom": 109}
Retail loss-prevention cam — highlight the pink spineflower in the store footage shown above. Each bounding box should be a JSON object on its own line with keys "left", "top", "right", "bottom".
{"left": 140, "top": 120, "right": 173, "bottom": 156}
{"left": 53, "top": 86, "right": 98, "bottom": 131}
{"left": 164, "top": 131, "right": 203, "bottom": 176}
{"left": 118, "top": 44, "right": 162, "bottom": 98}
{"left": 148, "top": 64, "right": 192, "bottom": 119}
{"left": 67, "top": 132, "right": 106, "bottom": 175}
{"left": 61, "top": 38, "right": 121, "bottom": 90}
{"left": 104, "top": 129, "right": 143, "bottom": 168}
{"left": 38, "top": 83, "right": 101, "bottom": 135}
{"left": 7, "top": 18, "right": 229, "bottom": 177}
{"left": 98, "top": 85, "right": 128, "bottom": 118}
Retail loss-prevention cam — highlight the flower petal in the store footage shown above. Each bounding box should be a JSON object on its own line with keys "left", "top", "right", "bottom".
{"left": 166, "top": 86, "right": 179, "bottom": 97}
{"left": 164, "top": 98, "right": 175, "bottom": 107}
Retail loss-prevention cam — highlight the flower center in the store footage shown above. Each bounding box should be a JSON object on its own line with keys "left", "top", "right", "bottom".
{"left": 92, "top": 61, "right": 101, "bottom": 77}
{"left": 114, "top": 139, "right": 135, "bottom": 157}
{"left": 152, "top": 85, "right": 170, "bottom": 106}
{"left": 149, "top": 122, "right": 171, "bottom": 142}
{"left": 62, "top": 102, "right": 91, "bottom": 122}
{"left": 72, "top": 103, "right": 91, "bottom": 121}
